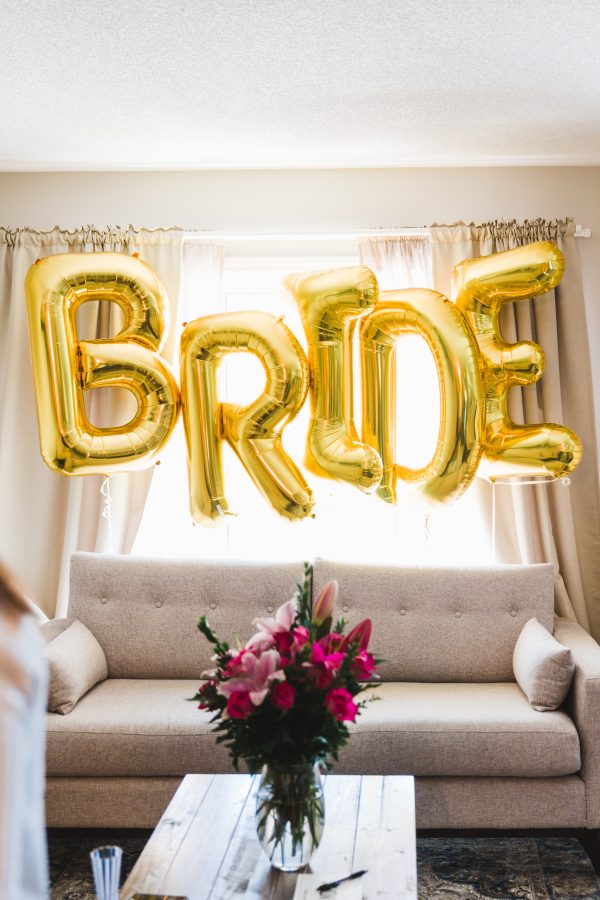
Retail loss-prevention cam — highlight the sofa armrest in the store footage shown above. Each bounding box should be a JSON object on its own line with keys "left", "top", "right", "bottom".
{"left": 554, "top": 617, "right": 600, "bottom": 827}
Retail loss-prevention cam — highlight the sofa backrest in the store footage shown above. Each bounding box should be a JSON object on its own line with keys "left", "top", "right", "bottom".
{"left": 312, "top": 559, "right": 555, "bottom": 682}
{"left": 70, "top": 553, "right": 555, "bottom": 682}
{"left": 69, "top": 553, "right": 306, "bottom": 678}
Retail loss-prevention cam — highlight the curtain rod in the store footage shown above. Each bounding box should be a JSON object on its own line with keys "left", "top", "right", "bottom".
{"left": 184, "top": 225, "right": 590, "bottom": 241}
{"left": 184, "top": 228, "right": 429, "bottom": 241}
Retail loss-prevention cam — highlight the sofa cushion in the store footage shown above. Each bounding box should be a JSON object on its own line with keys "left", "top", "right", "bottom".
{"left": 46, "top": 680, "right": 232, "bottom": 777}
{"left": 312, "top": 560, "right": 555, "bottom": 682}
{"left": 339, "top": 682, "right": 580, "bottom": 777}
{"left": 513, "top": 618, "right": 575, "bottom": 711}
{"left": 45, "top": 619, "right": 108, "bottom": 714}
{"left": 68, "top": 554, "right": 307, "bottom": 678}
{"left": 46, "top": 679, "right": 580, "bottom": 778}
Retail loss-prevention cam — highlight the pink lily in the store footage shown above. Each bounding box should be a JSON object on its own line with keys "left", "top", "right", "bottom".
{"left": 245, "top": 598, "right": 298, "bottom": 653}
{"left": 352, "top": 649, "right": 376, "bottom": 680}
{"left": 224, "top": 647, "right": 252, "bottom": 676}
{"left": 218, "top": 649, "right": 285, "bottom": 708}
{"left": 313, "top": 580, "right": 338, "bottom": 626}
{"left": 319, "top": 632, "right": 344, "bottom": 654}
{"left": 341, "top": 618, "right": 372, "bottom": 651}
{"left": 292, "top": 625, "right": 310, "bottom": 650}
{"left": 306, "top": 642, "right": 346, "bottom": 689}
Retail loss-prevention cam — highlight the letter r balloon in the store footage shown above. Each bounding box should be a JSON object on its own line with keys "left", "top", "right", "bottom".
{"left": 180, "top": 311, "right": 314, "bottom": 524}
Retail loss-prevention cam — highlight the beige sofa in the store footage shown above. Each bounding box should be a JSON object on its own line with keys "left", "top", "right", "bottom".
{"left": 44, "top": 552, "right": 600, "bottom": 866}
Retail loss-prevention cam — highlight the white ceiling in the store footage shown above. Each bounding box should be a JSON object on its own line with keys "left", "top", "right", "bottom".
{"left": 2, "top": 0, "right": 600, "bottom": 170}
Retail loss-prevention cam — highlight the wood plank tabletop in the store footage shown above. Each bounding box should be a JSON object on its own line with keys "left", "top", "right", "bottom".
{"left": 121, "top": 773, "right": 417, "bottom": 900}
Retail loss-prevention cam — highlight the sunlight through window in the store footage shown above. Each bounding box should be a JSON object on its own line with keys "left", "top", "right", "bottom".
{"left": 134, "top": 240, "right": 492, "bottom": 566}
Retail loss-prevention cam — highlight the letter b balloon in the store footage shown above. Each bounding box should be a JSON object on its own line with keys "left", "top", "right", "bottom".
{"left": 25, "top": 253, "right": 181, "bottom": 475}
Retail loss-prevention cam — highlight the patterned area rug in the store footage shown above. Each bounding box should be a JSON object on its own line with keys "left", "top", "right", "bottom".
{"left": 418, "top": 837, "right": 600, "bottom": 899}
{"left": 48, "top": 832, "right": 600, "bottom": 899}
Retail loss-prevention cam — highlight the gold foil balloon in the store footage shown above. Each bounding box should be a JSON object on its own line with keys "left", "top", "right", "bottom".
{"left": 25, "top": 253, "right": 180, "bottom": 475}
{"left": 285, "top": 266, "right": 383, "bottom": 492}
{"left": 453, "top": 241, "right": 582, "bottom": 482}
{"left": 360, "top": 289, "right": 485, "bottom": 505}
{"left": 180, "top": 311, "right": 313, "bottom": 525}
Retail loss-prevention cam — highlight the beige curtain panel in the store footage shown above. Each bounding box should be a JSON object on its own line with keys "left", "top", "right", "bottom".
{"left": 430, "top": 220, "right": 600, "bottom": 640}
{"left": 0, "top": 226, "right": 184, "bottom": 616}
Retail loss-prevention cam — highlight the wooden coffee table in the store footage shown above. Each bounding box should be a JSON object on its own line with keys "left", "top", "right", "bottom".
{"left": 121, "top": 774, "right": 417, "bottom": 899}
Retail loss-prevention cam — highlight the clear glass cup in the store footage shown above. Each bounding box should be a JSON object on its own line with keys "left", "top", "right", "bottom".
{"left": 90, "top": 845, "right": 122, "bottom": 900}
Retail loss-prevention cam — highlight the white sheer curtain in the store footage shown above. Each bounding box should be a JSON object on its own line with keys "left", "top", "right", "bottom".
{"left": 133, "top": 239, "right": 227, "bottom": 558}
{"left": 358, "top": 234, "right": 491, "bottom": 566}
{"left": 133, "top": 237, "right": 491, "bottom": 566}
{"left": 358, "top": 235, "right": 432, "bottom": 289}
{"left": 0, "top": 226, "right": 184, "bottom": 615}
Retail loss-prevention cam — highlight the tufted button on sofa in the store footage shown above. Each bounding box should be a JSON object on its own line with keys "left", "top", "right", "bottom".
{"left": 43, "top": 552, "right": 600, "bottom": 854}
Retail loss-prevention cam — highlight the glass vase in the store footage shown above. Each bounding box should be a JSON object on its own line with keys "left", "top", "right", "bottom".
{"left": 255, "top": 762, "right": 325, "bottom": 872}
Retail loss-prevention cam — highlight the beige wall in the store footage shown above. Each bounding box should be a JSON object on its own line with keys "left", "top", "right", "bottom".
{"left": 1, "top": 166, "right": 599, "bottom": 434}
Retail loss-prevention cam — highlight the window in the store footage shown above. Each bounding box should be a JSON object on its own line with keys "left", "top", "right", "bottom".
{"left": 133, "top": 240, "right": 492, "bottom": 565}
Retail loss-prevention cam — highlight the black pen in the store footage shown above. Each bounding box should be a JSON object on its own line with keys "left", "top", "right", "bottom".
{"left": 317, "top": 869, "right": 368, "bottom": 893}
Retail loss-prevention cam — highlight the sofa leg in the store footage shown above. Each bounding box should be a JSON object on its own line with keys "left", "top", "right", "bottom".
{"left": 580, "top": 829, "right": 600, "bottom": 875}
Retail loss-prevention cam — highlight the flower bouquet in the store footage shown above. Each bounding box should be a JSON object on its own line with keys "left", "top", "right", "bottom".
{"left": 194, "top": 563, "right": 378, "bottom": 871}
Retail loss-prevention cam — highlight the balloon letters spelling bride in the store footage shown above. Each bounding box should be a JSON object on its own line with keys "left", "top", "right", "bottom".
{"left": 25, "top": 241, "right": 583, "bottom": 523}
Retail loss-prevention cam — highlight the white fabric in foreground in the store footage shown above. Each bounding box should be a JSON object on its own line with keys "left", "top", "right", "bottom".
{"left": 0, "top": 612, "right": 48, "bottom": 899}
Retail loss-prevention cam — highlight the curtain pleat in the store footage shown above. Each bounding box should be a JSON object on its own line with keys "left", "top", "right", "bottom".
{"left": 358, "top": 235, "right": 432, "bottom": 289}
{"left": 0, "top": 226, "right": 184, "bottom": 615}
{"left": 131, "top": 239, "right": 225, "bottom": 557}
{"left": 430, "top": 219, "right": 600, "bottom": 638}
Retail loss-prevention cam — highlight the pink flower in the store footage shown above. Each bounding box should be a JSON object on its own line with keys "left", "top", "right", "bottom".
{"left": 341, "top": 618, "right": 372, "bottom": 651}
{"left": 219, "top": 648, "right": 285, "bottom": 708}
{"left": 246, "top": 598, "right": 298, "bottom": 653}
{"left": 319, "top": 632, "right": 344, "bottom": 654}
{"left": 316, "top": 671, "right": 334, "bottom": 689}
{"left": 352, "top": 649, "right": 375, "bottom": 681}
{"left": 308, "top": 643, "right": 346, "bottom": 689}
{"left": 292, "top": 626, "right": 310, "bottom": 650}
{"left": 271, "top": 681, "right": 296, "bottom": 710}
{"left": 311, "top": 642, "right": 345, "bottom": 670}
{"left": 224, "top": 648, "right": 251, "bottom": 676}
{"left": 326, "top": 687, "right": 358, "bottom": 722}
{"left": 274, "top": 626, "right": 310, "bottom": 667}
{"left": 273, "top": 630, "right": 294, "bottom": 656}
{"left": 227, "top": 690, "right": 253, "bottom": 719}
{"left": 313, "top": 580, "right": 338, "bottom": 626}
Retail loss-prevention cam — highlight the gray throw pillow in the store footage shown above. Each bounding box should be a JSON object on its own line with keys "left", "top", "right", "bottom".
{"left": 44, "top": 619, "right": 108, "bottom": 714}
{"left": 513, "top": 617, "right": 575, "bottom": 711}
